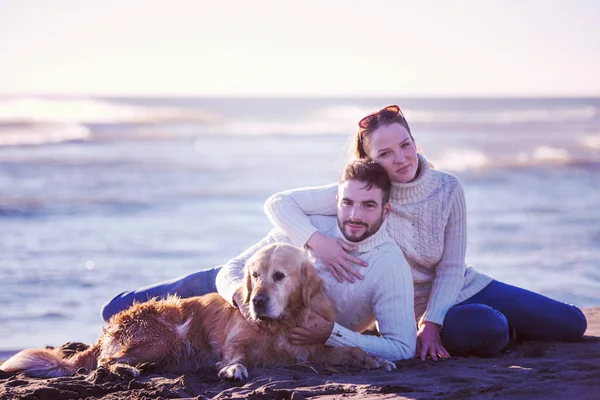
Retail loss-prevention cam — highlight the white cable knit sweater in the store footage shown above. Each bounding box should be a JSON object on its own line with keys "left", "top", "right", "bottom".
{"left": 264, "top": 154, "right": 493, "bottom": 326}
{"left": 215, "top": 215, "right": 417, "bottom": 361}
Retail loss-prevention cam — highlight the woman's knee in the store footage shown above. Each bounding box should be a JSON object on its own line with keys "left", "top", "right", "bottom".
{"left": 562, "top": 306, "right": 587, "bottom": 340}
{"left": 100, "top": 291, "right": 131, "bottom": 322}
{"left": 531, "top": 304, "right": 589, "bottom": 341}
{"left": 442, "top": 304, "right": 509, "bottom": 357}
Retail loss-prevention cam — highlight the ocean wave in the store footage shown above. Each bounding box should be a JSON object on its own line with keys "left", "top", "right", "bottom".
{"left": 0, "top": 312, "right": 67, "bottom": 321}
{"left": 1, "top": 98, "right": 597, "bottom": 142}
{"left": 513, "top": 146, "right": 600, "bottom": 169}
{"left": 0, "top": 194, "right": 151, "bottom": 218}
{"left": 581, "top": 134, "right": 600, "bottom": 150}
{"left": 436, "top": 146, "right": 599, "bottom": 173}
{"left": 407, "top": 106, "right": 598, "bottom": 125}
{"left": 0, "top": 122, "right": 91, "bottom": 146}
{"left": 0, "top": 97, "right": 216, "bottom": 125}
{"left": 435, "top": 150, "right": 490, "bottom": 172}
{"left": 304, "top": 103, "right": 599, "bottom": 125}
{"left": 202, "top": 119, "right": 354, "bottom": 136}
{"left": 201, "top": 105, "right": 599, "bottom": 136}
{"left": 196, "top": 103, "right": 364, "bottom": 136}
{"left": 0, "top": 96, "right": 221, "bottom": 146}
{"left": 312, "top": 104, "right": 370, "bottom": 126}
{"left": 531, "top": 146, "right": 571, "bottom": 163}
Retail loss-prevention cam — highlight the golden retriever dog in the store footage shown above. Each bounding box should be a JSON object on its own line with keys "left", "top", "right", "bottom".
{"left": 1, "top": 243, "right": 394, "bottom": 380}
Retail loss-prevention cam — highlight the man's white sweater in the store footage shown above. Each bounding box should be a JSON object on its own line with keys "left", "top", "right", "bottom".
{"left": 264, "top": 154, "right": 493, "bottom": 326}
{"left": 216, "top": 215, "right": 417, "bottom": 361}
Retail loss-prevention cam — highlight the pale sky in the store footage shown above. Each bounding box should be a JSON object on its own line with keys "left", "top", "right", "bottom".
{"left": 1, "top": 0, "right": 599, "bottom": 97}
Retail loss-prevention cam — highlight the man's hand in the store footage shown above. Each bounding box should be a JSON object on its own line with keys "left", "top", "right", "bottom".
{"left": 307, "top": 232, "right": 367, "bottom": 283}
{"left": 416, "top": 321, "right": 451, "bottom": 361}
{"left": 289, "top": 310, "right": 334, "bottom": 345}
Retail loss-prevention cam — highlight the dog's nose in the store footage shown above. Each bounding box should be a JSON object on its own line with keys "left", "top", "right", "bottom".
{"left": 252, "top": 294, "right": 268, "bottom": 311}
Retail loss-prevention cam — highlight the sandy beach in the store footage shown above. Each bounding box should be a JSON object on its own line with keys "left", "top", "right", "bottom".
{"left": 0, "top": 307, "right": 598, "bottom": 400}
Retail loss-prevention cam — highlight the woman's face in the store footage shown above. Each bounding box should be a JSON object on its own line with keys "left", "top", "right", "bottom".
{"left": 366, "top": 123, "right": 419, "bottom": 183}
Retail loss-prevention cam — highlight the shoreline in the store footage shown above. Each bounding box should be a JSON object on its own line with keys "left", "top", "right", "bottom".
{"left": 1, "top": 307, "right": 599, "bottom": 399}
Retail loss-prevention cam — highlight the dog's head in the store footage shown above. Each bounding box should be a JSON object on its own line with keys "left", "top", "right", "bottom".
{"left": 242, "top": 243, "right": 323, "bottom": 321}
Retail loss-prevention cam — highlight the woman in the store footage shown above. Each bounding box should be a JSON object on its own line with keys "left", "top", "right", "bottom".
{"left": 264, "top": 105, "right": 587, "bottom": 360}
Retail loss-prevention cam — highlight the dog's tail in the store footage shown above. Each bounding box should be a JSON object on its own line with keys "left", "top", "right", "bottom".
{"left": 0, "top": 345, "right": 99, "bottom": 378}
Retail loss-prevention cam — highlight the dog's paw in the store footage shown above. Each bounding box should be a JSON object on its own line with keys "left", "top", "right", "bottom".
{"left": 136, "top": 362, "right": 159, "bottom": 374}
{"left": 362, "top": 355, "right": 396, "bottom": 371}
{"left": 217, "top": 363, "right": 248, "bottom": 381}
{"left": 88, "top": 364, "right": 140, "bottom": 383}
{"left": 112, "top": 364, "right": 140, "bottom": 380}
{"left": 56, "top": 341, "right": 90, "bottom": 359}
{"left": 86, "top": 366, "right": 112, "bottom": 384}
{"left": 378, "top": 358, "right": 397, "bottom": 372}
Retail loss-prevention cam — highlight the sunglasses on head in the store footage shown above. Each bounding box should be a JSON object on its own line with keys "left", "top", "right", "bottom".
{"left": 358, "top": 105, "right": 406, "bottom": 130}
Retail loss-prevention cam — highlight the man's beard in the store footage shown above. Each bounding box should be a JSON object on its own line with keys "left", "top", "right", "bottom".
{"left": 338, "top": 215, "right": 384, "bottom": 243}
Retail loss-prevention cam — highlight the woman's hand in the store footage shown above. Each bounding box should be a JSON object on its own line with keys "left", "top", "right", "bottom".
{"left": 307, "top": 232, "right": 367, "bottom": 283}
{"left": 416, "top": 321, "right": 451, "bottom": 361}
{"left": 289, "top": 310, "right": 334, "bottom": 345}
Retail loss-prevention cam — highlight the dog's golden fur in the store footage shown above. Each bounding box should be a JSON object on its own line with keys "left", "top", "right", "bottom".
{"left": 0, "top": 243, "right": 393, "bottom": 380}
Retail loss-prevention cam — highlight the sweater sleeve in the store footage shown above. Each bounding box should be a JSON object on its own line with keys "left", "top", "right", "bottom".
{"left": 264, "top": 184, "right": 338, "bottom": 247}
{"left": 325, "top": 250, "right": 417, "bottom": 361}
{"left": 215, "top": 230, "right": 280, "bottom": 306}
{"left": 421, "top": 185, "right": 467, "bottom": 325}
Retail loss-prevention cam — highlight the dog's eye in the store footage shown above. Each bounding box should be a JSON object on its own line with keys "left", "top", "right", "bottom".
{"left": 273, "top": 271, "right": 285, "bottom": 281}
{"left": 252, "top": 271, "right": 258, "bottom": 278}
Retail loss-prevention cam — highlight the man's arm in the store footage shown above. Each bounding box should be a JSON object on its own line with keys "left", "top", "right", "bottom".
{"left": 264, "top": 184, "right": 338, "bottom": 247}
{"left": 217, "top": 217, "right": 335, "bottom": 306}
{"left": 325, "top": 249, "right": 417, "bottom": 361}
{"left": 215, "top": 229, "right": 282, "bottom": 306}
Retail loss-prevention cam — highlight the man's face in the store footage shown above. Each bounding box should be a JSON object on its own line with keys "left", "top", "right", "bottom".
{"left": 336, "top": 180, "right": 390, "bottom": 243}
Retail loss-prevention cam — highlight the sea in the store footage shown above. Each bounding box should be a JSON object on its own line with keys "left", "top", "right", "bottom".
{"left": 1, "top": 96, "right": 599, "bottom": 355}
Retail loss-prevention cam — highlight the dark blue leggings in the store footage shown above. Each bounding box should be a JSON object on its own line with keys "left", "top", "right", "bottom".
{"left": 441, "top": 280, "right": 587, "bottom": 357}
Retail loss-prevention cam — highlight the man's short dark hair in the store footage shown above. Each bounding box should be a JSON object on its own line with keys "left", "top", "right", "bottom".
{"left": 339, "top": 160, "right": 391, "bottom": 205}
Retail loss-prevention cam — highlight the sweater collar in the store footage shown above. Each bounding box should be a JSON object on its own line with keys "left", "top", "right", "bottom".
{"left": 390, "top": 153, "right": 438, "bottom": 205}
{"left": 333, "top": 219, "right": 391, "bottom": 253}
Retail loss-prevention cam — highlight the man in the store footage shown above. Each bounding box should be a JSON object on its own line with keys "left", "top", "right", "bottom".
{"left": 102, "top": 160, "right": 416, "bottom": 361}
{"left": 216, "top": 160, "right": 416, "bottom": 361}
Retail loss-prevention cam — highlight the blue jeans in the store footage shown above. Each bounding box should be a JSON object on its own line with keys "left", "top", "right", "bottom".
{"left": 440, "top": 280, "right": 587, "bottom": 357}
{"left": 101, "top": 266, "right": 221, "bottom": 322}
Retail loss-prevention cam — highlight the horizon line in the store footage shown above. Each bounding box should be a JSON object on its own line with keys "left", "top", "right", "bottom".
{"left": 1, "top": 92, "right": 600, "bottom": 100}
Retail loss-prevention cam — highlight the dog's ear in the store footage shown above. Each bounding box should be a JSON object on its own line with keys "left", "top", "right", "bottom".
{"left": 301, "top": 258, "right": 323, "bottom": 307}
{"left": 242, "top": 262, "right": 253, "bottom": 305}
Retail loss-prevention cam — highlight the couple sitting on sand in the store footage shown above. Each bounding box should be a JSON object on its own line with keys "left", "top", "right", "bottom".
{"left": 102, "top": 105, "right": 587, "bottom": 362}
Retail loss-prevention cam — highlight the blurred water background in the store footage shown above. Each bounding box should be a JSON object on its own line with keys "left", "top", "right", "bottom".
{"left": 1, "top": 96, "right": 599, "bottom": 354}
